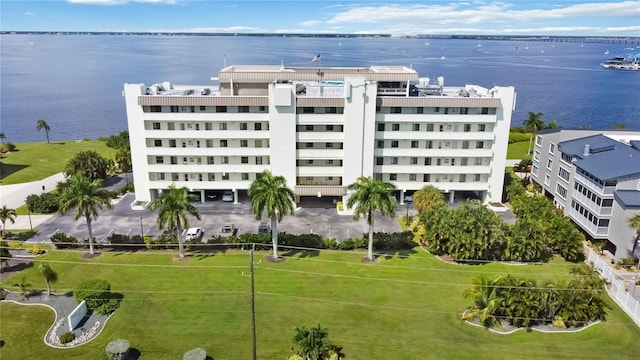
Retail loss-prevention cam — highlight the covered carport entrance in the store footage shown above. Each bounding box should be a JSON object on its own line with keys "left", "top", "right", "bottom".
{"left": 294, "top": 186, "right": 346, "bottom": 209}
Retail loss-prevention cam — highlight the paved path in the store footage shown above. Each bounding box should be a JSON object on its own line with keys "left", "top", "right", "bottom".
{"left": 505, "top": 159, "right": 521, "bottom": 167}
{"left": 0, "top": 172, "right": 66, "bottom": 209}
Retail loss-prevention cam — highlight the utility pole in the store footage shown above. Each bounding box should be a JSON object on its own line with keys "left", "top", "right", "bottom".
{"left": 250, "top": 243, "right": 257, "bottom": 360}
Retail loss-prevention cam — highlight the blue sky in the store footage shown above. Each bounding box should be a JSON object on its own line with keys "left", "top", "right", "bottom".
{"left": 1, "top": 0, "right": 639, "bottom": 36}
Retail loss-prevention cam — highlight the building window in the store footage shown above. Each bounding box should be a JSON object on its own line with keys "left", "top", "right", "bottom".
{"left": 439, "top": 125, "right": 444, "bottom": 132}
{"left": 255, "top": 123, "right": 262, "bottom": 131}
{"left": 478, "top": 124, "right": 486, "bottom": 132}
{"left": 424, "top": 158, "right": 432, "bottom": 165}
{"left": 303, "top": 107, "right": 314, "bottom": 114}
{"left": 416, "top": 107, "right": 424, "bottom": 114}
{"left": 464, "top": 124, "right": 471, "bottom": 132}
{"left": 390, "top": 107, "right": 401, "bottom": 114}
{"left": 460, "top": 107, "right": 469, "bottom": 114}
{"left": 200, "top": 106, "right": 206, "bottom": 111}
{"left": 392, "top": 124, "right": 400, "bottom": 131}
{"left": 158, "top": 173, "right": 165, "bottom": 180}
{"left": 423, "top": 174, "right": 431, "bottom": 182}
{"left": 154, "top": 140, "right": 162, "bottom": 147}
{"left": 544, "top": 174, "right": 551, "bottom": 185}
{"left": 474, "top": 174, "right": 481, "bottom": 181}
{"left": 425, "top": 141, "right": 432, "bottom": 149}
{"left": 326, "top": 125, "right": 334, "bottom": 131}
{"left": 426, "top": 124, "right": 434, "bottom": 132}
{"left": 410, "top": 157, "right": 418, "bottom": 165}
{"left": 412, "top": 124, "right": 420, "bottom": 131}
{"left": 238, "top": 106, "right": 249, "bottom": 113}
{"left": 170, "top": 106, "right": 179, "bottom": 113}
{"left": 240, "top": 140, "right": 248, "bottom": 147}
{"left": 533, "top": 150, "right": 541, "bottom": 162}
{"left": 325, "top": 107, "right": 337, "bottom": 114}
{"left": 240, "top": 123, "right": 248, "bottom": 130}
{"left": 207, "top": 156, "right": 214, "bottom": 164}
{"left": 391, "top": 141, "right": 399, "bottom": 148}
{"left": 377, "top": 123, "right": 385, "bottom": 131}
{"left": 377, "top": 140, "right": 384, "bottom": 148}
{"left": 256, "top": 157, "right": 263, "bottom": 165}
{"left": 409, "top": 174, "right": 417, "bottom": 181}
{"left": 306, "top": 142, "right": 314, "bottom": 148}
{"left": 481, "top": 107, "right": 489, "bottom": 114}
{"left": 602, "top": 199, "right": 613, "bottom": 207}
{"left": 546, "top": 159, "right": 553, "bottom": 170}
{"left": 476, "top": 141, "right": 484, "bottom": 149}
{"left": 259, "top": 106, "right": 266, "bottom": 112}
{"left": 474, "top": 157, "right": 483, "bottom": 165}
{"left": 535, "top": 135, "right": 542, "bottom": 146}
{"left": 389, "top": 174, "right": 397, "bottom": 181}
{"left": 556, "top": 184, "right": 568, "bottom": 199}
{"left": 241, "top": 157, "right": 249, "bottom": 164}
{"left": 221, "top": 156, "right": 229, "bottom": 164}
{"left": 549, "top": 143, "right": 555, "bottom": 154}
{"left": 325, "top": 142, "right": 334, "bottom": 148}
{"left": 220, "top": 140, "right": 228, "bottom": 147}
{"left": 532, "top": 165, "right": 539, "bottom": 176}
{"left": 216, "top": 106, "right": 227, "bottom": 113}
{"left": 241, "top": 173, "right": 249, "bottom": 180}
{"left": 558, "top": 167, "right": 570, "bottom": 181}
{"left": 222, "top": 173, "right": 229, "bottom": 180}
{"left": 150, "top": 106, "right": 161, "bottom": 113}
{"left": 390, "top": 157, "right": 398, "bottom": 165}
{"left": 411, "top": 141, "right": 419, "bottom": 148}
{"left": 219, "top": 123, "right": 227, "bottom": 130}
{"left": 376, "top": 157, "right": 384, "bottom": 165}
{"left": 152, "top": 122, "right": 161, "bottom": 130}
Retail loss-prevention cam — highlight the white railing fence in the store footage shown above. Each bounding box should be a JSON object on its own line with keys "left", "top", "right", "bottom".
{"left": 587, "top": 248, "right": 640, "bottom": 326}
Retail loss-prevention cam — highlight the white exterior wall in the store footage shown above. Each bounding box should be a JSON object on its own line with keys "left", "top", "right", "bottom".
{"left": 269, "top": 83, "right": 297, "bottom": 187}
{"left": 609, "top": 201, "right": 640, "bottom": 259}
{"left": 487, "top": 86, "right": 515, "bottom": 202}
{"left": 124, "top": 83, "right": 151, "bottom": 202}
{"left": 342, "top": 78, "right": 377, "bottom": 184}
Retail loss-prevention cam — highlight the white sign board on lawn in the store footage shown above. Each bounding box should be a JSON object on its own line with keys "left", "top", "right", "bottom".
{"left": 68, "top": 300, "right": 88, "bottom": 330}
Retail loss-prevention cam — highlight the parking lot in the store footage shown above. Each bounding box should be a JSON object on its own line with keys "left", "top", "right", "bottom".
{"left": 29, "top": 193, "right": 405, "bottom": 244}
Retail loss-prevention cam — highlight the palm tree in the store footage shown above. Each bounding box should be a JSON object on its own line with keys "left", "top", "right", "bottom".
{"left": 346, "top": 176, "right": 397, "bottom": 262}
{"left": 38, "top": 263, "right": 58, "bottom": 296}
{"left": 292, "top": 324, "right": 343, "bottom": 360}
{"left": 0, "top": 205, "right": 17, "bottom": 237}
{"left": 628, "top": 214, "right": 640, "bottom": 238}
{"left": 523, "top": 112, "right": 544, "bottom": 155}
{"left": 412, "top": 184, "right": 446, "bottom": 214}
{"left": 58, "top": 174, "right": 113, "bottom": 254}
{"left": 36, "top": 119, "right": 51, "bottom": 143}
{"left": 248, "top": 170, "right": 296, "bottom": 259}
{"left": 149, "top": 184, "right": 201, "bottom": 258}
{"left": 462, "top": 276, "right": 504, "bottom": 330}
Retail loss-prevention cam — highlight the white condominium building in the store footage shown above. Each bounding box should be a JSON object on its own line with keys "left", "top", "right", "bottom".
{"left": 123, "top": 65, "right": 515, "bottom": 206}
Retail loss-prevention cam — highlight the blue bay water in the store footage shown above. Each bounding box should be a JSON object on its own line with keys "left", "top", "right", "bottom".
{"left": 1, "top": 34, "right": 639, "bottom": 143}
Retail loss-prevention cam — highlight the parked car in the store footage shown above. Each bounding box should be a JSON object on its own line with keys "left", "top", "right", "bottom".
{"left": 222, "top": 191, "right": 234, "bottom": 202}
{"left": 220, "top": 224, "right": 236, "bottom": 237}
{"left": 184, "top": 227, "right": 204, "bottom": 241}
{"left": 258, "top": 221, "right": 271, "bottom": 234}
{"left": 405, "top": 194, "right": 413, "bottom": 203}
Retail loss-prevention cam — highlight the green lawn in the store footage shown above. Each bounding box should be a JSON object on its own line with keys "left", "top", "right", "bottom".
{"left": 0, "top": 140, "right": 116, "bottom": 184}
{"left": 507, "top": 140, "right": 531, "bottom": 160}
{"left": 1, "top": 249, "right": 639, "bottom": 359}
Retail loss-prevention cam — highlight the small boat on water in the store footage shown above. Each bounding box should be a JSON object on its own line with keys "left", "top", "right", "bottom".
{"left": 604, "top": 50, "right": 610, "bottom": 55}
{"left": 601, "top": 53, "right": 639, "bottom": 70}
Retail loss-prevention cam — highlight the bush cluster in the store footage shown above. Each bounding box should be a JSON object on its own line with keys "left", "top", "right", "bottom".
{"left": 508, "top": 132, "right": 530, "bottom": 143}
{"left": 50, "top": 232, "right": 82, "bottom": 249}
{"left": 73, "top": 279, "right": 120, "bottom": 315}
{"left": 26, "top": 193, "right": 59, "bottom": 214}
{"left": 108, "top": 233, "right": 145, "bottom": 251}
{"left": 0, "top": 142, "right": 17, "bottom": 153}
{"left": 59, "top": 332, "right": 75, "bottom": 344}
{"left": 229, "top": 232, "right": 415, "bottom": 251}
{"left": 463, "top": 266, "right": 608, "bottom": 329}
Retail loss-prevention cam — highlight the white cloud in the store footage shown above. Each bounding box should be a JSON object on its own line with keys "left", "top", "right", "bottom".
{"left": 317, "top": 1, "right": 640, "bottom": 35}
{"left": 67, "top": 0, "right": 179, "bottom": 5}
{"left": 300, "top": 20, "right": 322, "bottom": 27}
{"left": 24, "top": 11, "right": 36, "bottom": 15}
{"left": 151, "top": 26, "right": 264, "bottom": 33}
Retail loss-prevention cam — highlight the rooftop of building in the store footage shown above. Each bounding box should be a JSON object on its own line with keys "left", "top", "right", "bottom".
{"left": 614, "top": 190, "right": 640, "bottom": 209}
{"left": 558, "top": 134, "right": 640, "bottom": 181}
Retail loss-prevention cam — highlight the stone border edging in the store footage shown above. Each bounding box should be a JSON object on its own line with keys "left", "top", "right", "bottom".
{"left": 463, "top": 317, "right": 601, "bottom": 334}
{"left": 1, "top": 295, "right": 113, "bottom": 349}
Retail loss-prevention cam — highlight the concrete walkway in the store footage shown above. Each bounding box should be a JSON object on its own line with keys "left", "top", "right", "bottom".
{"left": 0, "top": 173, "right": 66, "bottom": 231}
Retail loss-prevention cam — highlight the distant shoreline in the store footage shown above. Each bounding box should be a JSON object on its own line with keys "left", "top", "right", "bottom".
{"left": 2, "top": 32, "right": 639, "bottom": 42}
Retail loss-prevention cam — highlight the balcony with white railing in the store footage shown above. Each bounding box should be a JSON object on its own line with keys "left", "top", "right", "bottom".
{"left": 296, "top": 114, "right": 345, "bottom": 124}
{"left": 568, "top": 209, "right": 609, "bottom": 238}
{"left": 392, "top": 181, "right": 490, "bottom": 192}
{"left": 150, "top": 180, "right": 253, "bottom": 190}
{"left": 376, "top": 114, "right": 497, "bottom": 123}
{"left": 377, "top": 131, "right": 494, "bottom": 141}
{"left": 573, "top": 172, "right": 616, "bottom": 195}
{"left": 143, "top": 112, "right": 269, "bottom": 121}
{"left": 296, "top": 132, "right": 345, "bottom": 142}
{"left": 296, "top": 149, "right": 344, "bottom": 159}
{"left": 148, "top": 164, "right": 268, "bottom": 173}
{"left": 145, "top": 147, "right": 270, "bottom": 157}
{"left": 374, "top": 148, "right": 493, "bottom": 158}
{"left": 145, "top": 129, "right": 270, "bottom": 140}
{"left": 571, "top": 192, "right": 614, "bottom": 216}
{"left": 296, "top": 166, "right": 343, "bottom": 177}
{"left": 374, "top": 165, "right": 491, "bottom": 175}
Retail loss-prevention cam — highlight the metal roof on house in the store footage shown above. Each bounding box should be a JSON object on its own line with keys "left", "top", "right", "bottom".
{"left": 558, "top": 134, "right": 640, "bottom": 182}
{"left": 631, "top": 140, "right": 640, "bottom": 151}
{"left": 614, "top": 190, "right": 640, "bottom": 209}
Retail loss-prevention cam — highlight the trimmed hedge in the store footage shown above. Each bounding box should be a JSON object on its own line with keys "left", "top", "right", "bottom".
{"left": 73, "top": 279, "right": 120, "bottom": 315}
{"left": 50, "top": 232, "right": 80, "bottom": 249}
{"left": 108, "top": 233, "right": 145, "bottom": 251}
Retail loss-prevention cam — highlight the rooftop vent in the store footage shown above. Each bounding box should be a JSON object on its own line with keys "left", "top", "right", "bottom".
{"left": 583, "top": 144, "right": 591, "bottom": 156}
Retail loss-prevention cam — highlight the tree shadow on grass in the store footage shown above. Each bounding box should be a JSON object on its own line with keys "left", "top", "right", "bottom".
{"left": 191, "top": 247, "right": 229, "bottom": 260}
{"left": 128, "top": 348, "right": 141, "bottom": 360}
{"left": 381, "top": 249, "right": 418, "bottom": 261}
{"left": 0, "top": 163, "right": 29, "bottom": 181}
{"left": 280, "top": 248, "right": 320, "bottom": 258}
